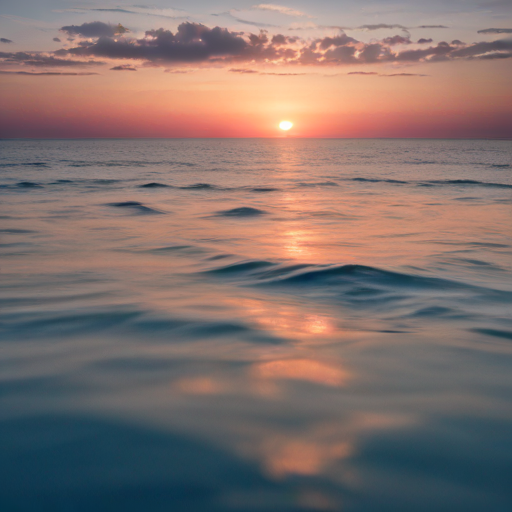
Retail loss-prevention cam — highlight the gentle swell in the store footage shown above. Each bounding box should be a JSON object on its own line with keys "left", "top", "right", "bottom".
{"left": 61, "top": 160, "right": 196, "bottom": 168}
{"left": 351, "top": 178, "right": 408, "bottom": 184}
{"left": 108, "top": 201, "right": 164, "bottom": 215}
{"left": 0, "top": 162, "right": 48, "bottom": 168}
{"left": 215, "top": 207, "right": 267, "bottom": 217}
{"left": 16, "top": 182, "right": 43, "bottom": 188}
{"left": 426, "top": 180, "right": 512, "bottom": 189}
{"left": 139, "top": 182, "right": 171, "bottom": 188}
{"left": 297, "top": 181, "right": 339, "bottom": 187}
{"left": 201, "top": 260, "right": 512, "bottom": 308}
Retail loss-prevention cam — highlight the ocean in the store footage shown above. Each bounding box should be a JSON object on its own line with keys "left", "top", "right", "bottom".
{"left": 1, "top": 138, "right": 511, "bottom": 511}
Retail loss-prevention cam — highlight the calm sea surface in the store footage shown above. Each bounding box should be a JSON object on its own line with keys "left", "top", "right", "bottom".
{"left": 1, "top": 139, "right": 511, "bottom": 511}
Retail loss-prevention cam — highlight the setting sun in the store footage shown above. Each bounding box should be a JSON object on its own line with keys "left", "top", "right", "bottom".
{"left": 279, "top": 121, "right": 293, "bottom": 131}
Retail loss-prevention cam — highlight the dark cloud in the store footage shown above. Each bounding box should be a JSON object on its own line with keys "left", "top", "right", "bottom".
{"left": 18, "top": 21, "right": 510, "bottom": 71}
{"left": 317, "top": 33, "right": 358, "bottom": 50}
{"left": 323, "top": 45, "right": 358, "bottom": 64}
{"left": 60, "top": 22, "right": 128, "bottom": 38}
{"left": 477, "top": 28, "right": 512, "bottom": 34}
{"left": 110, "top": 65, "right": 137, "bottom": 71}
{"left": 348, "top": 71, "right": 378, "bottom": 75}
{"left": 271, "top": 34, "right": 298, "bottom": 45}
{"left": 64, "top": 22, "right": 296, "bottom": 63}
{"left": 394, "top": 41, "right": 454, "bottom": 62}
{"left": 477, "top": 51, "right": 512, "bottom": 59}
{"left": 383, "top": 35, "right": 412, "bottom": 45}
{"left": 417, "top": 25, "right": 448, "bottom": 29}
{"left": 1, "top": 38, "right": 13, "bottom": 44}
{"left": 450, "top": 39, "right": 512, "bottom": 58}
{"left": 53, "top": 37, "right": 61, "bottom": 43}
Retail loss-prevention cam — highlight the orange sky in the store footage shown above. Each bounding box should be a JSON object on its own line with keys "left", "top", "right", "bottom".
{"left": 0, "top": 1, "right": 511, "bottom": 138}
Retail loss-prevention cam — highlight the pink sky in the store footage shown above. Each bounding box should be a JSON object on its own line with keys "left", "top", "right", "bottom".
{"left": 0, "top": 2, "right": 511, "bottom": 138}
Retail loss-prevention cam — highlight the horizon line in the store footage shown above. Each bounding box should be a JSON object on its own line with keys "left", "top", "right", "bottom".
{"left": 1, "top": 137, "right": 511, "bottom": 141}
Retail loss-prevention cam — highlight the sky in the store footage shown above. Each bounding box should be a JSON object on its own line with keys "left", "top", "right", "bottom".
{"left": 0, "top": 0, "right": 511, "bottom": 138}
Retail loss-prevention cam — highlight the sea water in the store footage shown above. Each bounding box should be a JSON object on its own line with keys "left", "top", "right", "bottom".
{"left": 1, "top": 139, "right": 511, "bottom": 511}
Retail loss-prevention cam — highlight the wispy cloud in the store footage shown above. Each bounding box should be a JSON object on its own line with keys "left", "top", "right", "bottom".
{"left": 0, "top": 70, "right": 99, "bottom": 76}
{"left": 53, "top": 6, "right": 187, "bottom": 20}
{"left": 252, "top": 4, "right": 311, "bottom": 17}
{"left": 478, "top": 28, "right": 512, "bottom": 34}
{"left": 1, "top": 38, "right": 13, "bottom": 43}
{"left": 0, "top": 51, "right": 104, "bottom": 67}
{"left": 110, "top": 64, "right": 137, "bottom": 71}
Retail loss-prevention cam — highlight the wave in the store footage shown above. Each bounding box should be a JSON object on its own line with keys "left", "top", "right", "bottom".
{"left": 425, "top": 180, "right": 512, "bottom": 189}
{"left": 108, "top": 201, "right": 164, "bottom": 215}
{"left": 351, "top": 178, "right": 408, "bottom": 184}
{"left": 0, "top": 229, "right": 35, "bottom": 234}
{"left": 0, "top": 162, "right": 48, "bottom": 168}
{"left": 250, "top": 187, "right": 279, "bottom": 192}
{"left": 61, "top": 160, "right": 196, "bottom": 168}
{"left": 215, "top": 207, "right": 267, "bottom": 217}
{"left": 297, "top": 181, "right": 339, "bottom": 187}
{"left": 139, "top": 182, "right": 171, "bottom": 188}
{"left": 201, "top": 260, "right": 512, "bottom": 313}
{"left": 180, "top": 183, "right": 218, "bottom": 190}
{"left": 16, "top": 181, "right": 43, "bottom": 188}
{"left": 0, "top": 306, "right": 280, "bottom": 345}
{"left": 471, "top": 328, "right": 512, "bottom": 341}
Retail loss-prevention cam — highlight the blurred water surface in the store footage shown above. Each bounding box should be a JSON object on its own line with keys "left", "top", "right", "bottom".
{"left": 1, "top": 139, "right": 511, "bottom": 511}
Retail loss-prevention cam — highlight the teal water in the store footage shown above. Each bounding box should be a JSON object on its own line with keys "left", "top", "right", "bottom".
{"left": 1, "top": 139, "right": 511, "bottom": 511}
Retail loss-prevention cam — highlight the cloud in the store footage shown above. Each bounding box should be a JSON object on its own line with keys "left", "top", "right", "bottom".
{"left": 54, "top": 6, "right": 186, "bottom": 20}
{"left": 383, "top": 73, "right": 428, "bottom": 77}
{"left": 477, "top": 52, "right": 512, "bottom": 59}
{"left": 1, "top": 38, "right": 13, "bottom": 44}
{"left": 212, "top": 10, "right": 279, "bottom": 28}
{"left": 229, "top": 68, "right": 306, "bottom": 76}
{"left": 450, "top": 39, "right": 512, "bottom": 58}
{"left": 252, "top": 4, "right": 310, "bottom": 17}
{"left": 28, "top": 21, "right": 512, "bottom": 70}
{"left": 348, "top": 72, "right": 427, "bottom": 77}
{"left": 64, "top": 22, "right": 292, "bottom": 63}
{"left": 110, "top": 65, "right": 137, "bottom": 71}
{"left": 317, "top": 33, "right": 358, "bottom": 50}
{"left": 60, "top": 22, "right": 128, "bottom": 38}
{"left": 358, "top": 24, "right": 407, "bottom": 31}
{"left": 0, "top": 70, "right": 98, "bottom": 76}
{"left": 0, "top": 51, "right": 103, "bottom": 67}
{"left": 164, "top": 68, "right": 193, "bottom": 73}
{"left": 230, "top": 68, "right": 258, "bottom": 73}
{"left": 478, "top": 28, "right": 512, "bottom": 34}
{"left": 382, "top": 35, "right": 411, "bottom": 45}
{"left": 53, "top": 37, "right": 61, "bottom": 42}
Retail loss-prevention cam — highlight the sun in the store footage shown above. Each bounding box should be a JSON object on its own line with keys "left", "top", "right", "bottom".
{"left": 279, "top": 121, "right": 293, "bottom": 131}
